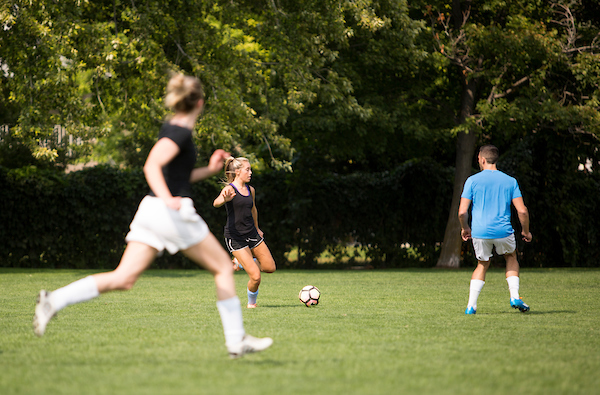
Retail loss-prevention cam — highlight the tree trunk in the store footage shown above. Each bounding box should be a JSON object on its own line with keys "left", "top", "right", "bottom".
{"left": 436, "top": 76, "right": 479, "bottom": 268}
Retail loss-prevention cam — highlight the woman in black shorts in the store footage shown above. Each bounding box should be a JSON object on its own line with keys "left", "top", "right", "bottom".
{"left": 213, "top": 157, "right": 276, "bottom": 308}
{"left": 33, "top": 74, "right": 272, "bottom": 358}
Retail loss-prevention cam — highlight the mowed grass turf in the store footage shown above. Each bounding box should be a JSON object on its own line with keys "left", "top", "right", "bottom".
{"left": 1, "top": 268, "right": 599, "bottom": 395}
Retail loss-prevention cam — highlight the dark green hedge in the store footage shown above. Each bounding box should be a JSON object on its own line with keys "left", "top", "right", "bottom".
{"left": 2, "top": 140, "right": 599, "bottom": 269}
{"left": 0, "top": 160, "right": 454, "bottom": 269}
{"left": 499, "top": 131, "right": 600, "bottom": 268}
{"left": 0, "top": 165, "right": 224, "bottom": 269}
{"left": 257, "top": 158, "right": 455, "bottom": 268}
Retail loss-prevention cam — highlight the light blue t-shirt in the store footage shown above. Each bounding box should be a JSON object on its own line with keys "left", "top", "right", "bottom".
{"left": 461, "top": 170, "right": 522, "bottom": 239}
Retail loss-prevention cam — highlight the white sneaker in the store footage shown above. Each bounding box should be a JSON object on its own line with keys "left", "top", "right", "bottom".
{"left": 228, "top": 334, "right": 273, "bottom": 359}
{"left": 33, "top": 290, "right": 56, "bottom": 337}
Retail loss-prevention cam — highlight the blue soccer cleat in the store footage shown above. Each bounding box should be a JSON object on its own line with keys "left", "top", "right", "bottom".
{"left": 510, "top": 298, "right": 530, "bottom": 312}
{"left": 465, "top": 306, "right": 476, "bottom": 315}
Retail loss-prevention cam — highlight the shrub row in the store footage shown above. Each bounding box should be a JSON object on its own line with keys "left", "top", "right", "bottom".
{"left": 1, "top": 143, "right": 599, "bottom": 269}
{"left": 0, "top": 160, "right": 453, "bottom": 269}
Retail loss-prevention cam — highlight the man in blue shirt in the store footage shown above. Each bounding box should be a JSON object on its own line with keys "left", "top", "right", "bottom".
{"left": 458, "top": 145, "right": 533, "bottom": 314}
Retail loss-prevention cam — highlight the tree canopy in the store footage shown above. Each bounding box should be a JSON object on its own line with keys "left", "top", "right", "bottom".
{"left": 1, "top": 0, "right": 599, "bottom": 268}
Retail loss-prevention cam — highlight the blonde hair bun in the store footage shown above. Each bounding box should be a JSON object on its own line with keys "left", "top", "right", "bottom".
{"left": 165, "top": 74, "right": 205, "bottom": 113}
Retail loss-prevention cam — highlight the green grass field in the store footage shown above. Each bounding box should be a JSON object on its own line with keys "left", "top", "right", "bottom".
{"left": 1, "top": 268, "right": 599, "bottom": 395}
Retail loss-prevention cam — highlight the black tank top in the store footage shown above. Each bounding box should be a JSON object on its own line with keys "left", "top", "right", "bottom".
{"left": 224, "top": 184, "right": 256, "bottom": 238}
{"left": 148, "top": 123, "right": 197, "bottom": 198}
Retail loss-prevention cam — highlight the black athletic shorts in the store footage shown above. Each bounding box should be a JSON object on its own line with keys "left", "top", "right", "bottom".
{"left": 225, "top": 229, "right": 264, "bottom": 252}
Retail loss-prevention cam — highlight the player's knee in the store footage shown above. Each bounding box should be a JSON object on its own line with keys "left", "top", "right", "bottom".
{"left": 249, "top": 273, "right": 261, "bottom": 285}
{"left": 258, "top": 258, "right": 276, "bottom": 273}
{"left": 263, "top": 264, "right": 276, "bottom": 274}
{"left": 211, "top": 263, "right": 233, "bottom": 280}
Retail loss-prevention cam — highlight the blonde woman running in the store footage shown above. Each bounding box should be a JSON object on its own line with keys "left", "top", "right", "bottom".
{"left": 33, "top": 74, "right": 272, "bottom": 358}
{"left": 213, "top": 157, "right": 276, "bottom": 308}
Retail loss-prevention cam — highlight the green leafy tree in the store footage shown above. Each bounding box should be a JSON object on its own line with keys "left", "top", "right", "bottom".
{"left": 0, "top": 1, "right": 294, "bottom": 169}
{"left": 270, "top": 0, "right": 450, "bottom": 174}
{"left": 3, "top": 0, "right": 423, "bottom": 172}
{"left": 414, "top": 0, "right": 600, "bottom": 268}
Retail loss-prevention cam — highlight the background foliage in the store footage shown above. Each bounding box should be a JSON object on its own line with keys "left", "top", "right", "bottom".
{"left": 0, "top": 163, "right": 453, "bottom": 269}
{"left": 1, "top": 156, "right": 599, "bottom": 268}
{"left": 1, "top": 0, "right": 600, "bottom": 268}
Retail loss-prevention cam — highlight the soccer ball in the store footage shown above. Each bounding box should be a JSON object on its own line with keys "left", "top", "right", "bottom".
{"left": 299, "top": 285, "right": 320, "bottom": 307}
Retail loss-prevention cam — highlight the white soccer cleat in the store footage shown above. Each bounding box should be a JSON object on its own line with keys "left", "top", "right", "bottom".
{"left": 33, "top": 290, "right": 56, "bottom": 337}
{"left": 228, "top": 334, "right": 273, "bottom": 359}
{"left": 232, "top": 257, "right": 244, "bottom": 271}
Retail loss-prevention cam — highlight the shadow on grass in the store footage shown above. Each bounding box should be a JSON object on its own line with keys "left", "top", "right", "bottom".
{"left": 142, "top": 271, "right": 201, "bottom": 278}
{"left": 255, "top": 304, "right": 302, "bottom": 308}
{"left": 526, "top": 310, "right": 577, "bottom": 315}
{"left": 476, "top": 310, "right": 577, "bottom": 315}
{"left": 232, "top": 358, "right": 287, "bottom": 366}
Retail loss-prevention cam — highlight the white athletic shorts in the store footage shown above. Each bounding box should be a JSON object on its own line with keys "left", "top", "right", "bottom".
{"left": 472, "top": 234, "right": 516, "bottom": 261}
{"left": 125, "top": 196, "right": 209, "bottom": 255}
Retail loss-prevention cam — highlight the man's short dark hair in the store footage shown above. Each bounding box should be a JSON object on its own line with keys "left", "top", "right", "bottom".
{"left": 479, "top": 145, "right": 499, "bottom": 164}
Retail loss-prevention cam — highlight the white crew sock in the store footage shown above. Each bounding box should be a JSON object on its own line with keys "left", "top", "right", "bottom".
{"left": 467, "top": 279, "right": 485, "bottom": 309}
{"left": 216, "top": 297, "right": 245, "bottom": 348}
{"left": 49, "top": 276, "right": 100, "bottom": 312}
{"left": 247, "top": 288, "right": 259, "bottom": 305}
{"left": 506, "top": 276, "right": 520, "bottom": 299}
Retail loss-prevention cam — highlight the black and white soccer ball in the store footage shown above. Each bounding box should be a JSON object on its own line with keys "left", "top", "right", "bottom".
{"left": 299, "top": 285, "right": 320, "bottom": 307}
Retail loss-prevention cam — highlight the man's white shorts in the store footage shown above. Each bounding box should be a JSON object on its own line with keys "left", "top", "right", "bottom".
{"left": 472, "top": 234, "right": 516, "bottom": 261}
{"left": 125, "top": 196, "right": 209, "bottom": 255}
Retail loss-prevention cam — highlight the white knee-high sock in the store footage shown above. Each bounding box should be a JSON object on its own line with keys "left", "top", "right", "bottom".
{"left": 467, "top": 279, "right": 485, "bottom": 309}
{"left": 506, "top": 276, "right": 520, "bottom": 299}
{"left": 247, "top": 288, "right": 259, "bottom": 305}
{"left": 216, "top": 297, "right": 245, "bottom": 348}
{"left": 49, "top": 276, "right": 100, "bottom": 312}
